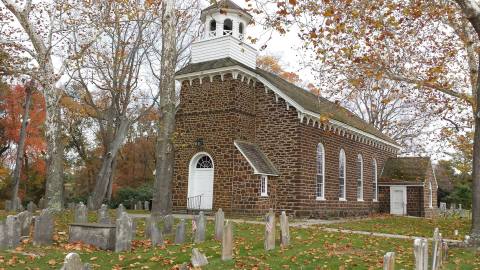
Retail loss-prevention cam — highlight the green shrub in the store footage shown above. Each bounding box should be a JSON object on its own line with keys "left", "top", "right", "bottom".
{"left": 110, "top": 183, "right": 153, "bottom": 209}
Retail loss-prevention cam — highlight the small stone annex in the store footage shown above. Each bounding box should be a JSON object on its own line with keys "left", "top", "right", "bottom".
{"left": 171, "top": 0, "right": 438, "bottom": 218}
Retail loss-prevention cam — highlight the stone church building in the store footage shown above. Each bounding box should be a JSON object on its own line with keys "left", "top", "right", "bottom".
{"left": 171, "top": 0, "right": 438, "bottom": 218}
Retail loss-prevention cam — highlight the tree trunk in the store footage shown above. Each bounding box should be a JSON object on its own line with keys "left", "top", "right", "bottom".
{"left": 91, "top": 119, "right": 129, "bottom": 209}
{"left": 471, "top": 55, "right": 480, "bottom": 242}
{"left": 11, "top": 86, "right": 33, "bottom": 211}
{"left": 152, "top": 0, "right": 177, "bottom": 216}
{"left": 44, "top": 88, "right": 64, "bottom": 211}
{"left": 106, "top": 157, "right": 117, "bottom": 202}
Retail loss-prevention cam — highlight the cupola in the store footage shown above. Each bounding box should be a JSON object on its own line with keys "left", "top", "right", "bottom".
{"left": 191, "top": 0, "right": 258, "bottom": 69}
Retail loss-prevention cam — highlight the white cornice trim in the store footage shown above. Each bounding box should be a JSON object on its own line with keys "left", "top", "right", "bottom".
{"left": 176, "top": 65, "right": 401, "bottom": 151}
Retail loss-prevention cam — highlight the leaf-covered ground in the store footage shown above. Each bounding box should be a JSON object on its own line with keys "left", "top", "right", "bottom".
{"left": 323, "top": 214, "right": 471, "bottom": 241}
{"left": 0, "top": 211, "right": 477, "bottom": 269}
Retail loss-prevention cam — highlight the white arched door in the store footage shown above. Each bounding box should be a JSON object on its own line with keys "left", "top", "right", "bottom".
{"left": 188, "top": 153, "right": 214, "bottom": 210}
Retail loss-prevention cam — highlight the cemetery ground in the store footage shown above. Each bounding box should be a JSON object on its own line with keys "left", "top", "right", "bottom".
{"left": 0, "top": 211, "right": 478, "bottom": 269}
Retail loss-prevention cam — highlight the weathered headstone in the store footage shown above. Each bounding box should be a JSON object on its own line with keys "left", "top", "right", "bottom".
{"left": 12, "top": 197, "right": 23, "bottom": 212}
{"left": 150, "top": 221, "right": 164, "bottom": 247}
{"left": 383, "top": 252, "right": 395, "bottom": 270}
{"left": 27, "top": 201, "right": 37, "bottom": 213}
{"left": 175, "top": 219, "right": 186, "bottom": 244}
{"left": 17, "top": 210, "right": 33, "bottom": 236}
{"left": 163, "top": 214, "right": 174, "bottom": 234}
{"left": 194, "top": 211, "right": 206, "bottom": 243}
{"left": 87, "top": 196, "right": 94, "bottom": 210}
{"left": 459, "top": 204, "right": 463, "bottom": 210}
{"left": 264, "top": 209, "right": 275, "bottom": 251}
{"left": 454, "top": 229, "right": 458, "bottom": 236}
{"left": 61, "top": 252, "right": 89, "bottom": 270}
{"left": 280, "top": 211, "right": 290, "bottom": 247}
{"left": 69, "top": 223, "right": 116, "bottom": 250}
{"left": 75, "top": 202, "right": 88, "bottom": 223}
{"left": 432, "top": 228, "right": 441, "bottom": 270}
{"left": 414, "top": 238, "right": 428, "bottom": 270}
{"left": 38, "top": 197, "right": 45, "bottom": 209}
{"left": 439, "top": 202, "right": 446, "bottom": 212}
{"left": 5, "top": 215, "right": 21, "bottom": 248}
{"left": 131, "top": 219, "right": 137, "bottom": 239}
{"left": 214, "top": 208, "right": 224, "bottom": 241}
{"left": 116, "top": 204, "right": 126, "bottom": 218}
{"left": 191, "top": 248, "right": 208, "bottom": 267}
{"left": 221, "top": 220, "right": 233, "bottom": 261}
{"left": 144, "top": 201, "right": 150, "bottom": 211}
{"left": 115, "top": 212, "right": 133, "bottom": 252}
{"left": 135, "top": 201, "right": 142, "bottom": 210}
{"left": 33, "top": 210, "right": 54, "bottom": 246}
{"left": 441, "top": 241, "right": 448, "bottom": 262}
{"left": 97, "top": 204, "right": 111, "bottom": 224}
{"left": 4, "top": 200, "right": 11, "bottom": 211}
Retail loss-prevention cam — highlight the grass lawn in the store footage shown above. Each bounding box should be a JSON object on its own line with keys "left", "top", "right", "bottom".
{"left": 0, "top": 211, "right": 477, "bottom": 269}
{"left": 322, "top": 214, "right": 471, "bottom": 241}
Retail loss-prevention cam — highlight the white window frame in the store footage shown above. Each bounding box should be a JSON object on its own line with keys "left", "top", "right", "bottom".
{"left": 429, "top": 181, "right": 433, "bottom": 208}
{"left": 316, "top": 143, "right": 325, "bottom": 200}
{"left": 339, "top": 149, "right": 346, "bottom": 201}
{"left": 260, "top": 175, "right": 268, "bottom": 197}
{"left": 372, "top": 158, "right": 378, "bottom": 202}
{"left": 357, "top": 154, "right": 364, "bottom": 201}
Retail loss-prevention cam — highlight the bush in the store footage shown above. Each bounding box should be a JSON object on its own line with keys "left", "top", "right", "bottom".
{"left": 447, "top": 184, "right": 472, "bottom": 209}
{"left": 110, "top": 183, "right": 153, "bottom": 209}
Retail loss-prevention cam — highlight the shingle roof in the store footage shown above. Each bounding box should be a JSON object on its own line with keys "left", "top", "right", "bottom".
{"left": 201, "top": 0, "right": 252, "bottom": 21}
{"left": 380, "top": 157, "right": 432, "bottom": 184}
{"left": 176, "top": 57, "right": 398, "bottom": 146}
{"left": 234, "top": 140, "right": 279, "bottom": 176}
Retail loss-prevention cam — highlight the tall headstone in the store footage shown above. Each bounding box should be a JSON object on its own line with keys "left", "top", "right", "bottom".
{"left": 414, "top": 238, "right": 428, "bottom": 270}
{"left": 144, "top": 201, "right": 150, "bottom": 211}
{"left": 163, "top": 215, "right": 174, "bottom": 234}
{"left": 135, "top": 201, "right": 142, "bottom": 210}
{"left": 61, "top": 252, "right": 89, "bottom": 270}
{"left": 194, "top": 211, "right": 206, "bottom": 243}
{"left": 280, "top": 211, "right": 290, "bottom": 247}
{"left": 97, "top": 204, "right": 111, "bottom": 224}
{"left": 383, "top": 252, "right": 395, "bottom": 270}
{"left": 27, "top": 201, "right": 37, "bottom": 213}
{"left": 17, "top": 210, "right": 33, "bottom": 236}
{"left": 175, "top": 219, "right": 186, "bottom": 244}
{"left": 38, "top": 197, "right": 45, "bottom": 209}
{"left": 150, "top": 221, "right": 164, "bottom": 247}
{"left": 75, "top": 203, "right": 88, "bottom": 223}
{"left": 5, "top": 215, "right": 21, "bottom": 248}
{"left": 87, "top": 196, "right": 94, "bottom": 211}
{"left": 116, "top": 204, "right": 126, "bottom": 218}
{"left": 441, "top": 241, "right": 448, "bottom": 262}
{"left": 264, "top": 209, "right": 275, "bottom": 251}
{"left": 0, "top": 221, "right": 6, "bottom": 249}
{"left": 221, "top": 220, "right": 233, "bottom": 261}
{"left": 439, "top": 202, "right": 446, "bottom": 212}
{"left": 115, "top": 212, "right": 133, "bottom": 252}
{"left": 4, "top": 200, "right": 11, "bottom": 211}
{"left": 33, "top": 210, "right": 54, "bottom": 246}
{"left": 13, "top": 197, "right": 23, "bottom": 212}
{"left": 214, "top": 208, "right": 224, "bottom": 241}
{"left": 432, "top": 228, "right": 441, "bottom": 270}
{"left": 191, "top": 248, "right": 208, "bottom": 267}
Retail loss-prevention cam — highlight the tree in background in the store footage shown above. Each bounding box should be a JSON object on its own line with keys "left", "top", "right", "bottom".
{"left": 257, "top": 55, "right": 301, "bottom": 85}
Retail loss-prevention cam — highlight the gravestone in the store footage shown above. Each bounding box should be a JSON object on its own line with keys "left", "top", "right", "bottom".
{"left": 68, "top": 202, "right": 76, "bottom": 210}
{"left": 459, "top": 204, "right": 462, "bottom": 210}
{"left": 450, "top": 203, "right": 456, "bottom": 210}
{"left": 432, "top": 228, "right": 441, "bottom": 270}
{"left": 131, "top": 219, "right": 137, "bottom": 239}
{"left": 280, "top": 211, "right": 290, "bottom": 247}
{"left": 222, "top": 220, "right": 233, "bottom": 261}
{"left": 439, "top": 202, "right": 446, "bottom": 212}
{"left": 33, "top": 210, "right": 54, "bottom": 246}
{"left": 414, "top": 238, "right": 428, "bottom": 270}
{"left": 75, "top": 203, "right": 88, "bottom": 223}
{"left": 115, "top": 212, "right": 133, "bottom": 252}
{"left": 27, "top": 201, "right": 37, "bottom": 213}
{"left": 38, "top": 197, "right": 45, "bottom": 209}
{"left": 194, "top": 211, "right": 206, "bottom": 243}
{"left": 5, "top": 215, "right": 21, "bottom": 248}
{"left": 144, "top": 201, "right": 150, "bottom": 211}
{"left": 135, "top": 201, "right": 142, "bottom": 210}
{"left": 441, "top": 241, "right": 448, "bottom": 262}
{"left": 191, "top": 248, "right": 208, "bottom": 267}
{"left": 163, "top": 215, "right": 174, "bottom": 234}
{"left": 69, "top": 223, "right": 116, "bottom": 250}
{"left": 12, "top": 197, "right": 23, "bottom": 212}
{"left": 116, "top": 204, "right": 126, "bottom": 218}
{"left": 175, "top": 219, "right": 186, "bottom": 244}
{"left": 0, "top": 221, "right": 6, "bottom": 249}
{"left": 264, "top": 209, "right": 275, "bottom": 251}
{"left": 214, "top": 208, "right": 224, "bottom": 241}
{"left": 97, "top": 204, "right": 111, "bottom": 224}
{"left": 4, "top": 200, "right": 11, "bottom": 211}
{"left": 61, "top": 252, "right": 89, "bottom": 270}
{"left": 17, "top": 210, "right": 33, "bottom": 236}
{"left": 383, "top": 252, "right": 395, "bottom": 270}
{"left": 87, "top": 196, "right": 94, "bottom": 210}
{"left": 150, "top": 221, "right": 164, "bottom": 247}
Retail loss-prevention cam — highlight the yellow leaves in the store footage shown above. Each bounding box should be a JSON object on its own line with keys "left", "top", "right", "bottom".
{"left": 47, "top": 259, "right": 56, "bottom": 266}
{"left": 324, "top": 8, "right": 335, "bottom": 17}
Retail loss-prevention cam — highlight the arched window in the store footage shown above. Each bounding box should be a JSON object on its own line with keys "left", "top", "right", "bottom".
{"left": 223, "top": 19, "right": 233, "bottom": 35}
{"left": 339, "top": 149, "right": 346, "bottom": 200}
{"left": 239, "top": 23, "right": 244, "bottom": 34}
{"left": 209, "top": 20, "right": 217, "bottom": 32}
{"left": 356, "top": 154, "right": 363, "bottom": 201}
{"left": 316, "top": 143, "right": 325, "bottom": 199}
{"left": 372, "top": 158, "right": 378, "bottom": 201}
{"left": 429, "top": 181, "right": 433, "bottom": 208}
{"left": 196, "top": 156, "right": 213, "bottom": 168}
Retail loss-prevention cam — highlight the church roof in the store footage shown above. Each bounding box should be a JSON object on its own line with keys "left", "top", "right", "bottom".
{"left": 201, "top": 0, "right": 252, "bottom": 21}
{"left": 177, "top": 57, "right": 398, "bottom": 146}
{"left": 380, "top": 157, "right": 432, "bottom": 184}
{"left": 234, "top": 140, "right": 279, "bottom": 176}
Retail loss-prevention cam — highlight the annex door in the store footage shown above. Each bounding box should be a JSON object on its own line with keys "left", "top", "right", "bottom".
{"left": 187, "top": 153, "right": 214, "bottom": 210}
{"left": 390, "top": 186, "right": 407, "bottom": 215}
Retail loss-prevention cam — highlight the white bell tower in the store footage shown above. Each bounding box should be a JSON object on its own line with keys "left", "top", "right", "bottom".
{"left": 191, "top": 0, "right": 258, "bottom": 69}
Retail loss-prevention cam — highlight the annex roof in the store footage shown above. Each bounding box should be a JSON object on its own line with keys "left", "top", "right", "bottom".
{"left": 234, "top": 140, "right": 279, "bottom": 176}
{"left": 177, "top": 57, "right": 398, "bottom": 147}
{"left": 380, "top": 157, "right": 432, "bottom": 184}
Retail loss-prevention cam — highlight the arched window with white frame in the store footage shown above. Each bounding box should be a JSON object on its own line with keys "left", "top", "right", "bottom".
{"left": 316, "top": 143, "right": 325, "bottom": 199}
{"left": 372, "top": 158, "right": 378, "bottom": 201}
{"left": 223, "top": 19, "right": 233, "bottom": 35}
{"left": 339, "top": 149, "right": 346, "bottom": 200}
{"left": 356, "top": 154, "right": 363, "bottom": 201}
